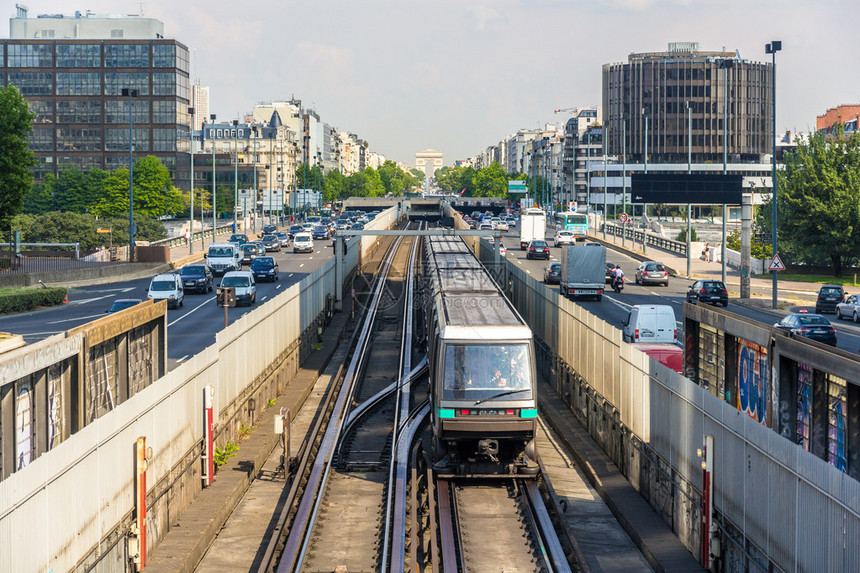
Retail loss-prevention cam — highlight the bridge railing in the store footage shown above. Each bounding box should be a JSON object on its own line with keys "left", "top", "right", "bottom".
{"left": 602, "top": 222, "right": 688, "bottom": 256}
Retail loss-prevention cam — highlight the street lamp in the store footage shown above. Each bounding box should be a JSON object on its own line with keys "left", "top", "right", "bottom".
{"left": 642, "top": 106, "right": 648, "bottom": 254}
{"left": 189, "top": 106, "right": 195, "bottom": 254}
{"left": 122, "top": 88, "right": 138, "bottom": 259}
{"left": 686, "top": 100, "right": 692, "bottom": 277}
{"left": 622, "top": 118, "right": 627, "bottom": 248}
{"left": 210, "top": 113, "right": 216, "bottom": 241}
{"left": 251, "top": 125, "right": 258, "bottom": 233}
{"left": 233, "top": 119, "right": 239, "bottom": 231}
{"left": 766, "top": 40, "right": 782, "bottom": 309}
{"left": 602, "top": 126, "right": 608, "bottom": 240}
{"left": 719, "top": 58, "right": 736, "bottom": 285}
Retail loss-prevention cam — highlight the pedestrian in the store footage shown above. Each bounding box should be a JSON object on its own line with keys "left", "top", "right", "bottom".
{"left": 701, "top": 243, "right": 710, "bottom": 261}
{"left": 231, "top": 221, "right": 236, "bottom": 233}
{"left": 184, "top": 228, "right": 190, "bottom": 245}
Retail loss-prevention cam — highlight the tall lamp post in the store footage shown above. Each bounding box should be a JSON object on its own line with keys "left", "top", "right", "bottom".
{"left": 210, "top": 113, "right": 217, "bottom": 241}
{"left": 622, "top": 118, "right": 627, "bottom": 248}
{"left": 686, "top": 101, "right": 692, "bottom": 277}
{"left": 602, "top": 126, "right": 608, "bottom": 240}
{"left": 232, "top": 119, "right": 239, "bottom": 231}
{"left": 251, "top": 126, "right": 258, "bottom": 233}
{"left": 766, "top": 40, "right": 782, "bottom": 309}
{"left": 189, "top": 106, "right": 195, "bottom": 254}
{"left": 122, "top": 88, "right": 139, "bottom": 259}
{"left": 642, "top": 106, "right": 648, "bottom": 254}
{"left": 719, "top": 58, "right": 736, "bottom": 285}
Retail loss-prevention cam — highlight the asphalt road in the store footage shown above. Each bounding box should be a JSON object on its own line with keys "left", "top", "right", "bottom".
{"left": 497, "top": 228, "right": 860, "bottom": 354}
{"left": 0, "top": 243, "right": 334, "bottom": 370}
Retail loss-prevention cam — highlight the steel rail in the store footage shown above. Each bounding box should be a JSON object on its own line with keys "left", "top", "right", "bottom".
{"left": 524, "top": 480, "right": 572, "bottom": 573}
{"left": 278, "top": 234, "right": 405, "bottom": 572}
{"left": 381, "top": 222, "right": 422, "bottom": 571}
{"left": 435, "top": 478, "right": 460, "bottom": 573}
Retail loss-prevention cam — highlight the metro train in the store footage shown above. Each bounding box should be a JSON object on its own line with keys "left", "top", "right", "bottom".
{"left": 423, "top": 235, "right": 539, "bottom": 476}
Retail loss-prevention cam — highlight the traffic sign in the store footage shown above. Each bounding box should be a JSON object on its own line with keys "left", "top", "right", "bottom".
{"left": 619, "top": 213, "right": 629, "bottom": 223}
{"left": 753, "top": 233, "right": 772, "bottom": 243}
{"left": 96, "top": 228, "right": 111, "bottom": 234}
{"left": 768, "top": 254, "right": 786, "bottom": 272}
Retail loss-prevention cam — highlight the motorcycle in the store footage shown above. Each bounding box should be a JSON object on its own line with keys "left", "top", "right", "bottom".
{"left": 612, "top": 275, "right": 624, "bottom": 293}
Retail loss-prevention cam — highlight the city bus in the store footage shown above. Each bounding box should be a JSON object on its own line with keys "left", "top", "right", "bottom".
{"left": 554, "top": 211, "right": 589, "bottom": 241}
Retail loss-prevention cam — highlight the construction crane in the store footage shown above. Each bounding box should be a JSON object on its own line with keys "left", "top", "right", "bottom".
{"left": 554, "top": 106, "right": 597, "bottom": 115}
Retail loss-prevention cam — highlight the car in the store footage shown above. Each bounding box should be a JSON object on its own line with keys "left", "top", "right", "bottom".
{"left": 293, "top": 232, "right": 314, "bottom": 253}
{"left": 635, "top": 261, "right": 669, "bottom": 286}
{"left": 835, "top": 294, "right": 860, "bottom": 322}
{"left": 220, "top": 270, "right": 256, "bottom": 306}
{"left": 259, "top": 234, "right": 281, "bottom": 252}
{"left": 147, "top": 273, "right": 184, "bottom": 309}
{"left": 350, "top": 223, "right": 365, "bottom": 231}
{"left": 287, "top": 225, "right": 304, "bottom": 238}
{"left": 495, "top": 220, "right": 509, "bottom": 231}
{"left": 179, "top": 264, "right": 214, "bottom": 293}
{"left": 262, "top": 224, "right": 277, "bottom": 234}
{"left": 815, "top": 284, "right": 845, "bottom": 314}
{"left": 622, "top": 304, "right": 677, "bottom": 343}
{"left": 274, "top": 231, "right": 291, "bottom": 247}
{"left": 249, "top": 256, "right": 279, "bottom": 282}
{"left": 527, "top": 240, "right": 550, "bottom": 260}
{"left": 106, "top": 298, "right": 142, "bottom": 314}
{"left": 686, "top": 280, "right": 728, "bottom": 306}
{"left": 337, "top": 220, "right": 352, "bottom": 230}
{"left": 306, "top": 216, "right": 322, "bottom": 226}
{"left": 312, "top": 225, "right": 330, "bottom": 240}
{"left": 240, "top": 242, "right": 260, "bottom": 264}
{"left": 471, "top": 211, "right": 483, "bottom": 220}
{"left": 499, "top": 244, "right": 507, "bottom": 256}
{"left": 356, "top": 217, "right": 370, "bottom": 225}
{"left": 605, "top": 262, "right": 617, "bottom": 284}
{"left": 505, "top": 216, "right": 517, "bottom": 228}
{"left": 773, "top": 313, "right": 837, "bottom": 346}
{"left": 554, "top": 230, "right": 575, "bottom": 247}
{"left": 544, "top": 262, "right": 562, "bottom": 284}
{"left": 228, "top": 233, "right": 248, "bottom": 245}
{"left": 301, "top": 222, "right": 314, "bottom": 232}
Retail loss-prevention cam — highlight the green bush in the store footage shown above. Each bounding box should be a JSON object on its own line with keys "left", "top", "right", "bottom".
{"left": 0, "top": 287, "right": 67, "bottom": 313}
{"left": 676, "top": 227, "right": 698, "bottom": 242}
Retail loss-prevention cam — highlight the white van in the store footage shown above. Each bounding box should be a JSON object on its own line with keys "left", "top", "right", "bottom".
{"left": 293, "top": 232, "right": 314, "bottom": 253}
{"left": 147, "top": 273, "right": 184, "bottom": 309}
{"left": 220, "top": 270, "right": 256, "bottom": 306}
{"left": 206, "top": 242, "right": 241, "bottom": 275}
{"left": 622, "top": 304, "right": 677, "bottom": 343}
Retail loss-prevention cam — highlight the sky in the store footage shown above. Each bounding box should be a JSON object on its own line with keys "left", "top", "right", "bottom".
{"left": 10, "top": 1, "right": 860, "bottom": 166}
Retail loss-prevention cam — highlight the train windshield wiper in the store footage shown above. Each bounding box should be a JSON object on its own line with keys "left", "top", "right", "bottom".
{"left": 474, "top": 389, "right": 529, "bottom": 406}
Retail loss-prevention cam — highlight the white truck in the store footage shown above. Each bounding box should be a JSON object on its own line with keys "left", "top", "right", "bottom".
{"left": 205, "top": 242, "right": 241, "bottom": 275}
{"left": 519, "top": 208, "right": 546, "bottom": 249}
{"left": 560, "top": 243, "right": 606, "bottom": 301}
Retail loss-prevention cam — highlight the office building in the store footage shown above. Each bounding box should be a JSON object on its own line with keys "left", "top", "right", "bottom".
{"left": 2, "top": 8, "right": 191, "bottom": 187}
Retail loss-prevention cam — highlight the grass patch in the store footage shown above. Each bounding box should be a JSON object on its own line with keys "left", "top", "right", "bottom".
{"left": 752, "top": 274, "right": 860, "bottom": 287}
{"left": 0, "top": 287, "right": 67, "bottom": 313}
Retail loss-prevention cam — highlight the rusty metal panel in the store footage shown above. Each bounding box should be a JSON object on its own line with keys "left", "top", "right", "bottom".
{"left": 128, "top": 324, "right": 153, "bottom": 396}
{"left": 69, "top": 298, "right": 166, "bottom": 348}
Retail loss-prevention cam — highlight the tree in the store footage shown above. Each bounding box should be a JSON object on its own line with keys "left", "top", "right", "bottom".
{"left": 89, "top": 157, "right": 182, "bottom": 218}
{"left": 0, "top": 85, "right": 36, "bottom": 235}
{"left": 53, "top": 166, "right": 90, "bottom": 213}
{"left": 22, "top": 173, "right": 55, "bottom": 214}
{"left": 777, "top": 128, "right": 860, "bottom": 275}
{"left": 11, "top": 212, "right": 166, "bottom": 249}
{"left": 323, "top": 169, "right": 347, "bottom": 203}
{"left": 473, "top": 163, "right": 508, "bottom": 197}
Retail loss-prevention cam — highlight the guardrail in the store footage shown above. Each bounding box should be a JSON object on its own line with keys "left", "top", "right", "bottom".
{"left": 603, "top": 222, "right": 688, "bottom": 256}
{"left": 149, "top": 223, "right": 236, "bottom": 249}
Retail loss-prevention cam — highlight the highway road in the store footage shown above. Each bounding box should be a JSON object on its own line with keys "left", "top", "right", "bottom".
{"left": 0, "top": 243, "right": 334, "bottom": 370}
{"left": 495, "top": 229, "right": 860, "bottom": 354}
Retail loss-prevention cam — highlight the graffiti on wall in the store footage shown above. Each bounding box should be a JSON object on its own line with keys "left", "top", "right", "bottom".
{"left": 737, "top": 340, "right": 769, "bottom": 425}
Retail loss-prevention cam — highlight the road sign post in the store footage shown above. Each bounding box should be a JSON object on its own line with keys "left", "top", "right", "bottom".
{"left": 216, "top": 286, "right": 236, "bottom": 328}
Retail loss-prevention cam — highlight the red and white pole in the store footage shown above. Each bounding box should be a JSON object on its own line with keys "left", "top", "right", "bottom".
{"left": 203, "top": 385, "right": 214, "bottom": 486}
{"left": 701, "top": 434, "right": 714, "bottom": 569}
{"left": 134, "top": 436, "right": 148, "bottom": 570}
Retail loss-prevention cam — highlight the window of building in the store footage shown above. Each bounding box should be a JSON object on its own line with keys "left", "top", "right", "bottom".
{"left": 29, "top": 127, "right": 53, "bottom": 151}
{"left": 7, "top": 44, "right": 53, "bottom": 67}
{"left": 56, "top": 44, "right": 100, "bottom": 67}
{"left": 152, "top": 128, "right": 176, "bottom": 152}
{"left": 105, "top": 128, "right": 149, "bottom": 152}
{"left": 56, "top": 72, "right": 101, "bottom": 96}
{"left": 152, "top": 100, "right": 177, "bottom": 124}
{"left": 105, "top": 100, "right": 149, "bottom": 124}
{"left": 153, "top": 44, "right": 175, "bottom": 68}
{"left": 7, "top": 72, "right": 53, "bottom": 96}
{"left": 57, "top": 128, "right": 102, "bottom": 151}
{"left": 58, "top": 156, "right": 102, "bottom": 171}
{"left": 28, "top": 100, "right": 54, "bottom": 124}
{"left": 104, "top": 72, "right": 149, "bottom": 96}
{"left": 152, "top": 72, "right": 175, "bottom": 96}
{"left": 104, "top": 44, "right": 148, "bottom": 68}
{"left": 56, "top": 100, "right": 101, "bottom": 124}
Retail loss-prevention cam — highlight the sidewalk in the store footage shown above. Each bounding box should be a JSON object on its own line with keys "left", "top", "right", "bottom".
{"left": 589, "top": 230, "right": 819, "bottom": 310}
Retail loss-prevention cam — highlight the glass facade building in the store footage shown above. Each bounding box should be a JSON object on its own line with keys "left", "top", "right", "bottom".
{"left": 0, "top": 39, "right": 190, "bottom": 186}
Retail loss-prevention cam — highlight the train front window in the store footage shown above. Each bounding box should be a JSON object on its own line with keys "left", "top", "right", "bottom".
{"left": 442, "top": 343, "right": 532, "bottom": 401}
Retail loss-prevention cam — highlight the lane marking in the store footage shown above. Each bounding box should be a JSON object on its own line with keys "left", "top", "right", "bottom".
{"left": 299, "top": 264, "right": 305, "bottom": 268}
{"left": 177, "top": 355, "right": 190, "bottom": 363}
{"left": 288, "top": 273, "right": 294, "bottom": 277}
{"left": 48, "top": 313, "right": 104, "bottom": 325}
{"left": 276, "top": 284, "right": 282, "bottom": 289}
{"left": 261, "top": 296, "right": 268, "bottom": 301}
{"left": 168, "top": 296, "right": 215, "bottom": 327}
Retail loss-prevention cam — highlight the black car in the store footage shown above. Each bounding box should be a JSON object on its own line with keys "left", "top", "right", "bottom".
{"left": 179, "top": 264, "right": 214, "bottom": 293}
{"left": 815, "top": 284, "right": 845, "bottom": 314}
{"left": 240, "top": 243, "right": 260, "bottom": 264}
{"left": 544, "top": 262, "right": 562, "bottom": 284}
{"left": 250, "top": 256, "right": 279, "bottom": 282}
{"left": 288, "top": 225, "right": 304, "bottom": 238}
{"left": 687, "top": 280, "right": 728, "bottom": 306}
{"left": 262, "top": 224, "right": 277, "bottom": 234}
{"left": 312, "top": 225, "right": 330, "bottom": 240}
{"left": 774, "top": 313, "right": 837, "bottom": 346}
{"left": 107, "top": 298, "right": 142, "bottom": 313}
{"left": 259, "top": 234, "right": 281, "bottom": 252}
{"left": 228, "top": 233, "right": 248, "bottom": 245}
{"left": 527, "top": 240, "right": 550, "bottom": 260}
{"left": 350, "top": 223, "right": 365, "bottom": 231}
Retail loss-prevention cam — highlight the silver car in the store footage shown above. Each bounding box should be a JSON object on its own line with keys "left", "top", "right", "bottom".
{"left": 835, "top": 294, "right": 860, "bottom": 322}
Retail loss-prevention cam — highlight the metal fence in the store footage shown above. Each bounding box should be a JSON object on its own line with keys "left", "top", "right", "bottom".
{"left": 0, "top": 242, "right": 122, "bottom": 275}
{"left": 496, "top": 252, "right": 859, "bottom": 572}
{"left": 603, "top": 222, "right": 689, "bottom": 256}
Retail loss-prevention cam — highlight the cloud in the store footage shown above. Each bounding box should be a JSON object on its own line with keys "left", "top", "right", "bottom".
{"left": 464, "top": 5, "right": 505, "bottom": 31}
